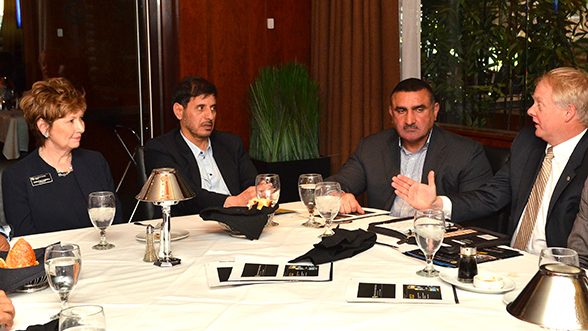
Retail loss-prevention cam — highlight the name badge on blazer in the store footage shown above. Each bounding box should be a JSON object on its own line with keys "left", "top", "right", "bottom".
{"left": 30, "top": 173, "right": 53, "bottom": 187}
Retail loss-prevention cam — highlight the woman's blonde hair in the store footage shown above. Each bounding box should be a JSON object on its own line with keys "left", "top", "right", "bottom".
{"left": 19, "top": 77, "right": 86, "bottom": 145}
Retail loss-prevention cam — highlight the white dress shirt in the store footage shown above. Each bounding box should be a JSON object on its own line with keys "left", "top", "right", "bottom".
{"left": 441, "top": 129, "right": 587, "bottom": 254}
{"left": 180, "top": 132, "right": 231, "bottom": 195}
{"left": 391, "top": 134, "right": 430, "bottom": 217}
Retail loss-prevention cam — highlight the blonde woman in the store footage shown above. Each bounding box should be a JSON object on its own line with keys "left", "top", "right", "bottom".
{"left": 2, "top": 78, "right": 122, "bottom": 236}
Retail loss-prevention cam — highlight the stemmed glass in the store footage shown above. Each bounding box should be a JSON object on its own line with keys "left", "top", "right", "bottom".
{"left": 88, "top": 191, "right": 116, "bottom": 250}
{"left": 255, "top": 174, "right": 281, "bottom": 226}
{"left": 538, "top": 247, "right": 580, "bottom": 268}
{"left": 298, "top": 173, "right": 323, "bottom": 227}
{"left": 413, "top": 209, "right": 446, "bottom": 277}
{"left": 315, "top": 182, "right": 342, "bottom": 238}
{"left": 59, "top": 305, "right": 106, "bottom": 331}
{"left": 44, "top": 243, "right": 82, "bottom": 317}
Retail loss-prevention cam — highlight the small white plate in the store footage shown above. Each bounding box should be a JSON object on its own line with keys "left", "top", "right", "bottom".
{"left": 439, "top": 271, "right": 515, "bottom": 294}
{"left": 135, "top": 230, "right": 190, "bottom": 242}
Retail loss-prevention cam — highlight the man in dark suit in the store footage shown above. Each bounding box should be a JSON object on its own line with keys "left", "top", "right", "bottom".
{"left": 568, "top": 177, "right": 588, "bottom": 267}
{"left": 144, "top": 77, "right": 257, "bottom": 215}
{"left": 328, "top": 78, "right": 493, "bottom": 216}
{"left": 393, "top": 67, "right": 588, "bottom": 254}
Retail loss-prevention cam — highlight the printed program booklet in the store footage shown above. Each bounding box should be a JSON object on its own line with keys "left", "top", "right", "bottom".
{"left": 345, "top": 278, "right": 458, "bottom": 304}
{"left": 205, "top": 256, "right": 332, "bottom": 287}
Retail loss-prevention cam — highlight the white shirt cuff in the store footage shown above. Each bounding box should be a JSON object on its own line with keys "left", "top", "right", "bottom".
{"left": 439, "top": 196, "right": 453, "bottom": 220}
{"left": 0, "top": 225, "right": 11, "bottom": 241}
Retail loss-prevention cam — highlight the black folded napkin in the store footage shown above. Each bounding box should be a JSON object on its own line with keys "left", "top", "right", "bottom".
{"left": 290, "top": 228, "right": 377, "bottom": 265}
{"left": 0, "top": 247, "right": 45, "bottom": 293}
{"left": 200, "top": 204, "right": 278, "bottom": 240}
{"left": 19, "top": 319, "right": 58, "bottom": 331}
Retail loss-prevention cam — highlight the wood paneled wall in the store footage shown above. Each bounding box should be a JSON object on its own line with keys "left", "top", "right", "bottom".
{"left": 174, "top": 0, "right": 311, "bottom": 147}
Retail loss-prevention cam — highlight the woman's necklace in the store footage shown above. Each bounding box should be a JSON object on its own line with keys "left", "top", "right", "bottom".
{"left": 56, "top": 166, "right": 74, "bottom": 177}
{"left": 40, "top": 147, "right": 73, "bottom": 177}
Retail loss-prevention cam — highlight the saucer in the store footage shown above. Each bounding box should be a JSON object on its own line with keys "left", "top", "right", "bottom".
{"left": 217, "top": 222, "right": 247, "bottom": 238}
{"left": 439, "top": 271, "right": 515, "bottom": 294}
{"left": 135, "top": 230, "right": 190, "bottom": 242}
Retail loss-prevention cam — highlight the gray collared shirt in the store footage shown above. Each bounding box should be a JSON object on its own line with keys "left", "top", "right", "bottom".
{"left": 181, "top": 133, "right": 231, "bottom": 195}
{"left": 390, "top": 133, "right": 431, "bottom": 217}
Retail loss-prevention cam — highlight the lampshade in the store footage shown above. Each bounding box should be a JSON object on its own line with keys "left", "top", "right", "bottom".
{"left": 136, "top": 168, "right": 194, "bottom": 203}
{"left": 507, "top": 263, "right": 588, "bottom": 330}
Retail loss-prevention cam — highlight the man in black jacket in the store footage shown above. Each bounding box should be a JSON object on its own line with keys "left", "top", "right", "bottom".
{"left": 328, "top": 78, "right": 493, "bottom": 217}
{"left": 145, "top": 77, "right": 257, "bottom": 215}
{"left": 393, "top": 67, "right": 588, "bottom": 253}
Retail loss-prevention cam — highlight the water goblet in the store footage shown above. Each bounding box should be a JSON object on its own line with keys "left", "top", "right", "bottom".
{"left": 255, "top": 174, "right": 281, "bottom": 226}
{"left": 88, "top": 191, "right": 116, "bottom": 250}
{"left": 59, "top": 305, "right": 106, "bottom": 331}
{"left": 298, "top": 173, "right": 323, "bottom": 227}
{"left": 413, "top": 209, "right": 446, "bottom": 277}
{"left": 315, "top": 182, "right": 342, "bottom": 238}
{"left": 538, "top": 247, "right": 580, "bottom": 268}
{"left": 44, "top": 243, "right": 82, "bottom": 317}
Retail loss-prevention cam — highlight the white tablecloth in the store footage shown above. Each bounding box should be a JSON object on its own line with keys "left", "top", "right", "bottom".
{"left": 9, "top": 202, "right": 542, "bottom": 330}
{"left": 0, "top": 110, "right": 28, "bottom": 160}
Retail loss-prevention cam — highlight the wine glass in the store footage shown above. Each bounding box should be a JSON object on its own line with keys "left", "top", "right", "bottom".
{"left": 88, "top": 191, "right": 116, "bottom": 250}
{"left": 538, "top": 247, "right": 580, "bottom": 268}
{"left": 315, "top": 182, "right": 342, "bottom": 238}
{"left": 413, "top": 209, "right": 446, "bottom": 277}
{"left": 298, "top": 173, "right": 323, "bottom": 227}
{"left": 255, "top": 174, "right": 281, "bottom": 226}
{"left": 44, "top": 243, "right": 82, "bottom": 316}
{"left": 59, "top": 305, "right": 106, "bottom": 331}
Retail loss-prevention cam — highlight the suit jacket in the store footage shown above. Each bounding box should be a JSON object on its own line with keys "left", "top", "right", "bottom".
{"left": 3, "top": 148, "right": 123, "bottom": 236}
{"left": 567, "top": 177, "right": 588, "bottom": 267}
{"left": 450, "top": 126, "right": 588, "bottom": 247}
{"left": 327, "top": 125, "right": 493, "bottom": 210}
{"left": 144, "top": 129, "right": 257, "bottom": 215}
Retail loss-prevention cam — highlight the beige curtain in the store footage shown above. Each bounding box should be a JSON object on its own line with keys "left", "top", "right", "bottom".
{"left": 311, "top": 0, "right": 400, "bottom": 174}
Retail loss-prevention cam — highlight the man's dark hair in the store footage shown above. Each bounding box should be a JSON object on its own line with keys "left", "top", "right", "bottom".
{"left": 390, "top": 78, "right": 436, "bottom": 104}
{"left": 172, "top": 76, "right": 217, "bottom": 108}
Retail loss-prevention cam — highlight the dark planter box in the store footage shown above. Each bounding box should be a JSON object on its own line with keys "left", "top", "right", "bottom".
{"left": 253, "top": 156, "right": 331, "bottom": 203}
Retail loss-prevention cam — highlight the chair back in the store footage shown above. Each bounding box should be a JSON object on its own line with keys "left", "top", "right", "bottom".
{"left": 484, "top": 145, "right": 510, "bottom": 174}
{"left": 129, "top": 146, "right": 155, "bottom": 221}
{"left": 461, "top": 145, "right": 512, "bottom": 233}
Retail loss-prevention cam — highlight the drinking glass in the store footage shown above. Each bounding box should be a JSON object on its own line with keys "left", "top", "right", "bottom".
{"left": 59, "top": 305, "right": 106, "bottom": 331}
{"left": 298, "top": 173, "right": 323, "bottom": 227}
{"left": 88, "top": 191, "right": 116, "bottom": 250}
{"left": 315, "top": 182, "right": 342, "bottom": 238}
{"left": 538, "top": 247, "right": 580, "bottom": 268}
{"left": 255, "top": 174, "right": 281, "bottom": 226}
{"left": 44, "top": 243, "right": 82, "bottom": 316}
{"left": 413, "top": 209, "right": 446, "bottom": 277}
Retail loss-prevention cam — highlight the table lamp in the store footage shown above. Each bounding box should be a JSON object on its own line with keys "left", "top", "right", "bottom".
{"left": 507, "top": 263, "right": 588, "bottom": 330}
{"left": 136, "top": 168, "right": 194, "bottom": 267}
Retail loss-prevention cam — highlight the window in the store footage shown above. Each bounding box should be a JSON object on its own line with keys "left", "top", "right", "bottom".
{"left": 401, "top": 0, "right": 588, "bottom": 131}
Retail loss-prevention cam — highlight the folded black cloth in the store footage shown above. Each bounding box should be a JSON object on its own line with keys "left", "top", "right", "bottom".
{"left": 19, "top": 319, "right": 58, "bottom": 331}
{"left": 290, "top": 228, "right": 376, "bottom": 265}
{"left": 200, "top": 204, "right": 278, "bottom": 240}
{"left": 0, "top": 247, "right": 45, "bottom": 293}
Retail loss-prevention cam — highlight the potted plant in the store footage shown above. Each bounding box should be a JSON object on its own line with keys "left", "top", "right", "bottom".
{"left": 249, "top": 62, "right": 330, "bottom": 202}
